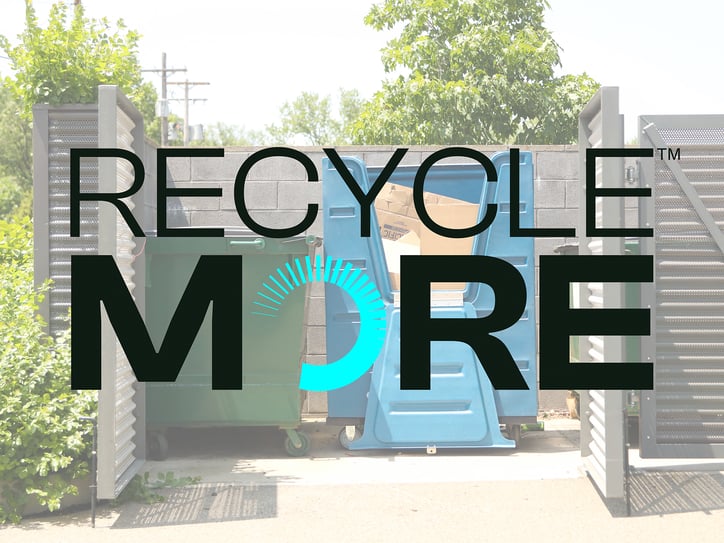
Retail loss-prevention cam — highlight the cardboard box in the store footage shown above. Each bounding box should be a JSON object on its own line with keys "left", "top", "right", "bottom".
{"left": 381, "top": 232, "right": 420, "bottom": 290}
{"left": 374, "top": 183, "right": 479, "bottom": 290}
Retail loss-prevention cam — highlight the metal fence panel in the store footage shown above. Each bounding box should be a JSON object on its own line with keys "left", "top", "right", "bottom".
{"left": 639, "top": 115, "right": 724, "bottom": 458}
{"left": 95, "top": 86, "right": 146, "bottom": 498}
{"left": 33, "top": 104, "right": 99, "bottom": 333}
{"left": 32, "top": 86, "right": 147, "bottom": 501}
{"left": 577, "top": 87, "right": 626, "bottom": 498}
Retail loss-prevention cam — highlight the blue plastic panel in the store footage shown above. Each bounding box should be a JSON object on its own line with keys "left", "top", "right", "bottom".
{"left": 323, "top": 151, "right": 537, "bottom": 447}
{"left": 351, "top": 305, "right": 513, "bottom": 449}
{"left": 323, "top": 157, "right": 389, "bottom": 420}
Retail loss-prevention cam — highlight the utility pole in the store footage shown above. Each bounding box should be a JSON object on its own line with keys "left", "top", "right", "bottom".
{"left": 142, "top": 53, "right": 187, "bottom": 145}
{"left": 168, "top": 79, "right": 210, "bottom": 145}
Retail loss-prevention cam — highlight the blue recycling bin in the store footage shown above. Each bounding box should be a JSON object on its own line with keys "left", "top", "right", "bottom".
{"left": 323, "top": 151, "right": 537, "bottom": 450}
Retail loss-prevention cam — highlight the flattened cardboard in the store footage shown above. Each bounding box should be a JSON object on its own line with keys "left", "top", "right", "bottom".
{"left": 374, "top": 183, "right": 479, "bottom": 290}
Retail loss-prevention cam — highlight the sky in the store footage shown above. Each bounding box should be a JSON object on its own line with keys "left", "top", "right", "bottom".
{"left": 0, "top": 0, "right": 722, "bottom": 143}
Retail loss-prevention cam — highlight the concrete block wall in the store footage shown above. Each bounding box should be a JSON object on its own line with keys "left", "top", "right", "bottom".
{"left": 162, "top": 145, "right": 630, "bottom": 414}
{"left": 532, "top": 149, "right": 579, "bottom": 411}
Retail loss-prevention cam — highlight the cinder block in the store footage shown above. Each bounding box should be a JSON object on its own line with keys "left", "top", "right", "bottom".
{"left": 307, "top": 296, "right": 326, "bottom": 326}
{"left": 171, "top": 182, "right": 222, "bottom": 211}
{"left": 303, "top": 354, "right": 327, "bottom": 366}
{"left": 536, "top": 208, "right": 578, "bottom": 230}
{"left": 166, "top": 208, "right": 191, "bottom": 229}
{"left": 303, "top": 391, "right": 328, "bottom": 415}
{"left": 176, "top": 196, "right": 220, "bottom": 211}
{"left": 218, "top": 181, "right": 236, "bottom": 211}
{"left": 534, "top": 179, "right": 566, "bottom": 209}
{"left": 166, "top": 157, "right": 190, "bottom": 182}
{"left": 306, "top": 215, "right": 324, "bottom": 237}
{"left": 310, "top": 278, "right": 325, "bottom": 296}
{"left": 624, "top": 196, "right": 640, "bottom": 210}
{"left": 278, "top": 180, "right": 322, "bottom": 210}
{"left": 625, "top": 208, "right": 639, "bottom": 230}
{"left": 218, "top": 180, "right": 278, "bottom": 211}
{"left": 421, "top": 151, "right": 501, "bottom": 166}
{"left": 245, "top": 210, "right": 309, "bottom": 230}
{"left": 305, "top": 152, "right": 326, "bottom": 174}
{"left": 190, "top": 152, "right": 247, "bottom": 182}
{"left": 361, "top": 150, "right": 422, "bottom": 167}
{"left": 536, "top": 152, "right": 578, "bottom": 180}
{"left": 565, "top": 179, "right": 580, "bottom": 209}
{"left": 534, "top": 237, "right": 566, "bottom": 260}
{"left": 415, "top": 145, "right": 509, "bottom": 164}
{"left": 306, "top": 326, "right": 327, "bottom": 355}
{"left": 245, "top": 155, "right": 311, "bottom": 181}
{"left": 188, "top": 210, "right": 244, "bottom": 228}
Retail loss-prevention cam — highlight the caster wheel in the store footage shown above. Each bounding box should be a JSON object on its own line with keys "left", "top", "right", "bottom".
{"left": 284, "top": 431, "right": 310, "bottom": 457}
{"left": 148, "top": 432, "right": 168, "bottom": 460}
{"left": 338, "top": 425, "right": 362, "bottom": 449}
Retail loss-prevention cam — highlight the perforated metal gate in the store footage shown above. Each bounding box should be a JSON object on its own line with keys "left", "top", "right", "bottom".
{"left": 576, "top": 87, "right": 627, "bottom": 498}
{"left": 33, "top": 103, "right": 99, "bottom": 333}
{"left": 639, "top": 115, "right": 724, "bottom": 458}
{"left": 33, "top": 86, "right": 147, "bottom": 499}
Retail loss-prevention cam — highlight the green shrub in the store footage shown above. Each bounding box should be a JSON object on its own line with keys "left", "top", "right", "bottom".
{"left": 0, "top": 218, "right": 96, "bottom": 523}
{"left": 0, "top": 176, "right": 30, "bottom": 221}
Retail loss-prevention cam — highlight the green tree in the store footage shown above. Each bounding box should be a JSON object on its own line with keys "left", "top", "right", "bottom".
{"left": 0, "top": 84, "right": 32, "bottom": 191}
{"left": 192, "top": 122, "right": 268, "bottom": 146}
{"left": 267, "top": 89, "right": 363, "bottom": 145}
{"left": 352, "top": 0, "right": 599, "bottom": 145}
{"left": 0, "top": 84, "right": 33, "bottom": 221}
{"left": 0, "top": 1, "right": 158, "bottom": 218}
{"left": 0, "top": 175, "right": 32, "bottom": 221}
{"left": 0, "top": 1, "right": 156, "bottom": 123}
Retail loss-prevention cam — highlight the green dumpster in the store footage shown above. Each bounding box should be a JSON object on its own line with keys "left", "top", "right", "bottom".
{"left": 144, "top": 229, "right": 318, "bottom": 458}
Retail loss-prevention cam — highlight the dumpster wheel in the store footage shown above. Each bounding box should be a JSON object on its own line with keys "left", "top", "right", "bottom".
{"left": 284, "top": 430, "right": 310, "bottom": 457}
{"left": 338, "top": 425, "right": 363, "bottom": 449}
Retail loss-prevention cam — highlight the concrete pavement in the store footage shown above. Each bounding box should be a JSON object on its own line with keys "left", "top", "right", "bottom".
{"left": 2, "top": 418, "right": 722, "bottom": 542}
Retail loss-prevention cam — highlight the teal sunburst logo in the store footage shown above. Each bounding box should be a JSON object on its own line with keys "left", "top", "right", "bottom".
{"left": 253, "top": 255, "right": 387, "bottom": 391}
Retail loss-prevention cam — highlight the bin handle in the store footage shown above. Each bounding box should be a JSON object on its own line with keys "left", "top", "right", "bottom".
{"left": 277, "top": 235, "right": 322, "bottom": 247}
{"left": 230, "top": 238, "right": 266, "bottom": 249}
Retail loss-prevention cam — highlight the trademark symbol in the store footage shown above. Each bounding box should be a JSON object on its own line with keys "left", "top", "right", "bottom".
{"left": 657, "top": 147, "right": 681, "bottom": 160}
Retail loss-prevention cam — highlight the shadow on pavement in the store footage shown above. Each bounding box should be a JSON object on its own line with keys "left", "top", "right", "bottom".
{"left": 6, "top": 420, "right": 584, "bottom": 529}
{"left": 111, "top": 481, "right": 278, "bottom": 529}
{"left": 627, "top": 469, "right": 724, "bottom": 517}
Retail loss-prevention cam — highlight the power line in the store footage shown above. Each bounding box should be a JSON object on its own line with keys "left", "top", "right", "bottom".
{"left": 168, "top": 80, "right": 210, "bottom": 145}
{"left": 142, "top": 52, "right": 187, "bottom": 146}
